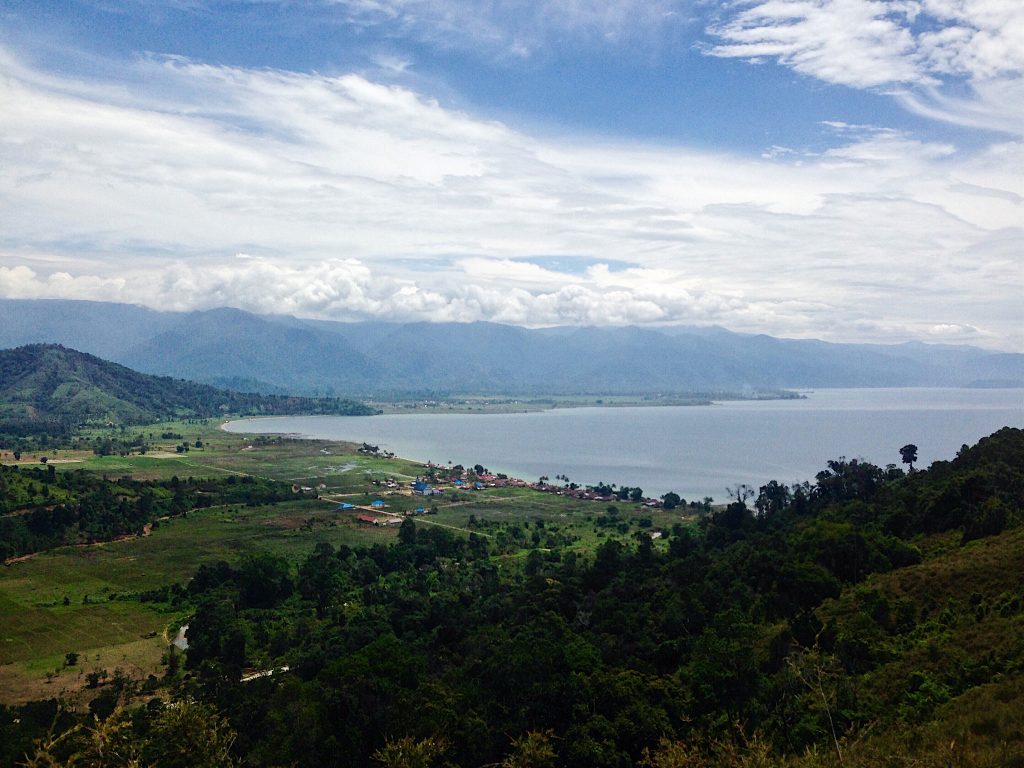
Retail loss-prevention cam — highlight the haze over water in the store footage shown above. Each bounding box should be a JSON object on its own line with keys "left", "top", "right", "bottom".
{"left": 226, "top": 388, "right": 1023, "bottom": 502}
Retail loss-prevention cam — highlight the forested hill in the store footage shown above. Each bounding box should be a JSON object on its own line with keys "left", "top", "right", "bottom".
{"left": 0, "top": 344, "right": 376, "bottom": 435}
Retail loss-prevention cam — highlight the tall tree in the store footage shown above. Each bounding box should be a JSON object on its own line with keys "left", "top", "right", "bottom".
{"left": 900, "top": 443, "right": 918, "bottom": 472}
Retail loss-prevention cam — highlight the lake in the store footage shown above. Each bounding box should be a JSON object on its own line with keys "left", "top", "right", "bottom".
{"left": 224, "top": 388, "right": 1023, "bottom": 502}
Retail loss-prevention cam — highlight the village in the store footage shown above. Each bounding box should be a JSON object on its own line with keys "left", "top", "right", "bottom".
{"left": 317, "top": 458, "right": 686, "bottom": 528}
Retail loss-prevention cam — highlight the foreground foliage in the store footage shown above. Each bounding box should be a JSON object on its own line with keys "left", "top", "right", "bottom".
{"left": 18, "top": 700, "right": 238, "bottom": 768}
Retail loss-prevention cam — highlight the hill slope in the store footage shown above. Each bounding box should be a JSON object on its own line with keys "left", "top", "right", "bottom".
{"left": 0, "top": 344, "right": 376, "bottom": 436}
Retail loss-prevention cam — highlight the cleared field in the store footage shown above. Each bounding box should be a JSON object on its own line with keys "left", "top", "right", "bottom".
{"left": 60, "top": 453, "right": 213, "bottom": 481}
{"left": 1, "top": 500, "right": 397, "bottom": 610}
{"left": 0, "top": 497, "right": 399, "bottom": 703}
{"left": 192, "top": 437, "right": 427, "bottom": 492}
{"left": 0, "top": 593, "right": 165, "bottom": 666}
{"left": 0, "top": 629, "right": 168, "bottom": 706}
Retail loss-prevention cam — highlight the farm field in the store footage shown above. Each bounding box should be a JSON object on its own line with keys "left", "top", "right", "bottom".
{"left": 0, "top": 497, "right": 402, "bottom": 704}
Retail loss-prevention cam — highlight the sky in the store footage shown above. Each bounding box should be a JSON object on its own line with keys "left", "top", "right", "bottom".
{"left": 1, "top": 1, "right": 1022, "bottom": 350}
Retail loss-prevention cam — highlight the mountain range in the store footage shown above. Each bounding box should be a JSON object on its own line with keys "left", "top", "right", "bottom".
{"left": 1, "top": 299, "right": 1021, "bottom": 396}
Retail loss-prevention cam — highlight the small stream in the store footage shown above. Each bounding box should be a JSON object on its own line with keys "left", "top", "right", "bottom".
{"left": 172, "top": 624, "right": 189, "bottom": 650}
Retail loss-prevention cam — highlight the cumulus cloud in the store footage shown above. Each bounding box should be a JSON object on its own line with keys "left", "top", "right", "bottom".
{"left": 0, "top": 258, "right": 719, "bottom": 327}
{"left": 0, "top": 46, "right": 1021, "bottom": 348}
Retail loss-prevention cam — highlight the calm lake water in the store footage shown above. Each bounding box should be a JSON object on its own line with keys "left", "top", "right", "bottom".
{"left": 224, "top": 389, "right": 1023, "bottom": 502}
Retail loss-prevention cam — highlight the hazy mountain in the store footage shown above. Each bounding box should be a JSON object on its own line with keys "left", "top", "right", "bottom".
{"left": 1, "top": 299, "right": 1021, "bottom": 395}
{"left": 118, "top": 307, "right": 383, "bottom": 395}
{"left": 0, "top": 299, "right": 178, "bottom": 359}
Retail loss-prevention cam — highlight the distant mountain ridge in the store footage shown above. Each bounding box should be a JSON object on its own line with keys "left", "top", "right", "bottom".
{"left": 0, "top": 343, "right": 376, "bottom": 435}
{"left": 1, "top": 299, "right": 1021, "bottom": 396}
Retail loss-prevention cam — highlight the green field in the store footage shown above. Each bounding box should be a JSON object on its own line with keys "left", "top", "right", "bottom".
{"left": 0, "top": 496, "right": 406, "bottom": 703}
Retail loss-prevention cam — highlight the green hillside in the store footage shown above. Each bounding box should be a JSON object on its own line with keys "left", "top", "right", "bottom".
{"left": 0, "top": 344, "right": 376, "bottom": 438}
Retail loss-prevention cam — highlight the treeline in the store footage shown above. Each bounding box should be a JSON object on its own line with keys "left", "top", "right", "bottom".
{"left": 112, "top": 427, "right": 1021, "bottom": 767}
{"left": 0, "top": 467, "right": 304, "bottom": 561}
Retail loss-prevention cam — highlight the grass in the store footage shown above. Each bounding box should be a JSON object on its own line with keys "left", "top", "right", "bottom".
{"left": 423, "top": 485, "right": 689, "bottom": 550}
{"left": 0, "top": 585, "right": 170, "bottom": 706}
{"left": 1, "top": 500, "right": 399, "bottom": 616}
{"left": 0, "top": 495, "right": 401, "bottom": 703}
{"left": 0, "top": 593, "right": 165, "bottom": 666}
{"left": 189, "top": 435, "right": 426, "bottom": 491}
{"left": 0, "top": 634, "right": 168, "bottom": 707}
{"left": 60, "top": 453, "right": 211, "bottom": 481}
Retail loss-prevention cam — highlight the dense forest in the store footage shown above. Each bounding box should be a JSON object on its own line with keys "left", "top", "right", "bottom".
{"left": 0, "top": 344, "right": 377, "bottom": 447}
{"left": 5, "top": 428, "right": 1022, "bottom": 767}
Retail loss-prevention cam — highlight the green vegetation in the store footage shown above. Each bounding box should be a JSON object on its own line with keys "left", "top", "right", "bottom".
{"left": 2, "top": 418, "right": 1021, "bottom": 767}
{"left": 0, "top": 465, "right": 308, "bottom": 561}
{"left": 0, "top": 344, "right": 377, "bottom": 449}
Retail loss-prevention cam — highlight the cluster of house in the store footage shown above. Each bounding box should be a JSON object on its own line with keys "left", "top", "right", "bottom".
{"left": 413, "top": 473, "right": 529, "bottom": 495}
{"left": 340, "top": 497, "right": 433, "bottom": 526}
{"left": 334, "top": 463, "right": 668, "bottom": 532}
{"left": 354, "top": 513, "right": 403, "bottom": 527}
{"left": 412, "top": 480, "right": 443, "bottom": 496}
{"left": 357, "top": 442, "right": 396, "bottom": 458}
{"left": 419, "top": 467, "right": 666, "bottom": 508}
{"left": 528, "top": 483, "right": 664, "bottom": 507}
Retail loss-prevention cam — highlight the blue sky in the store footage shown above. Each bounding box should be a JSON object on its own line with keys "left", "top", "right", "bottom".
{"left": 1, "top": 0, "right": 1022, "bottom": 348}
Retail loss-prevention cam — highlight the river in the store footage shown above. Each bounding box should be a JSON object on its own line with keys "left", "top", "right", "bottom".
{"left": 224, "top": 388, "right": 1022, "bottom": 502}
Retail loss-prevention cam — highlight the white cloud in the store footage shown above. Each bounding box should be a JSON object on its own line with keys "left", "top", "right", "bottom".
{"left": 707, "top": 0, "right": 1024, "bottom": 135}
{"left": 707, "top": 0, "right": 924, "bottom": 88}
{"left": 895, "top": 77, "right": 1024, "bottom": 135}
{"left": 708, "top": 0, "right": 1024, "bottom": 86}
{"left": 0, "top": 46, "right": 1021, "bottom": 349}
{"left": 820, "top": 126, "right": 955, "bottom": 164}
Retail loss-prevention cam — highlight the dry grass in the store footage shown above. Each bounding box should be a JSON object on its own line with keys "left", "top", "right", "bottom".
{"left": 0, "top": 635, "right": 166, "bottom": 706}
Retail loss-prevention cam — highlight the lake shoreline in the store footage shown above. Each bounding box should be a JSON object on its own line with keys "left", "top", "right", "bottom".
{"left": 222, "top": 389, "right": 1023, "bottom": 502}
